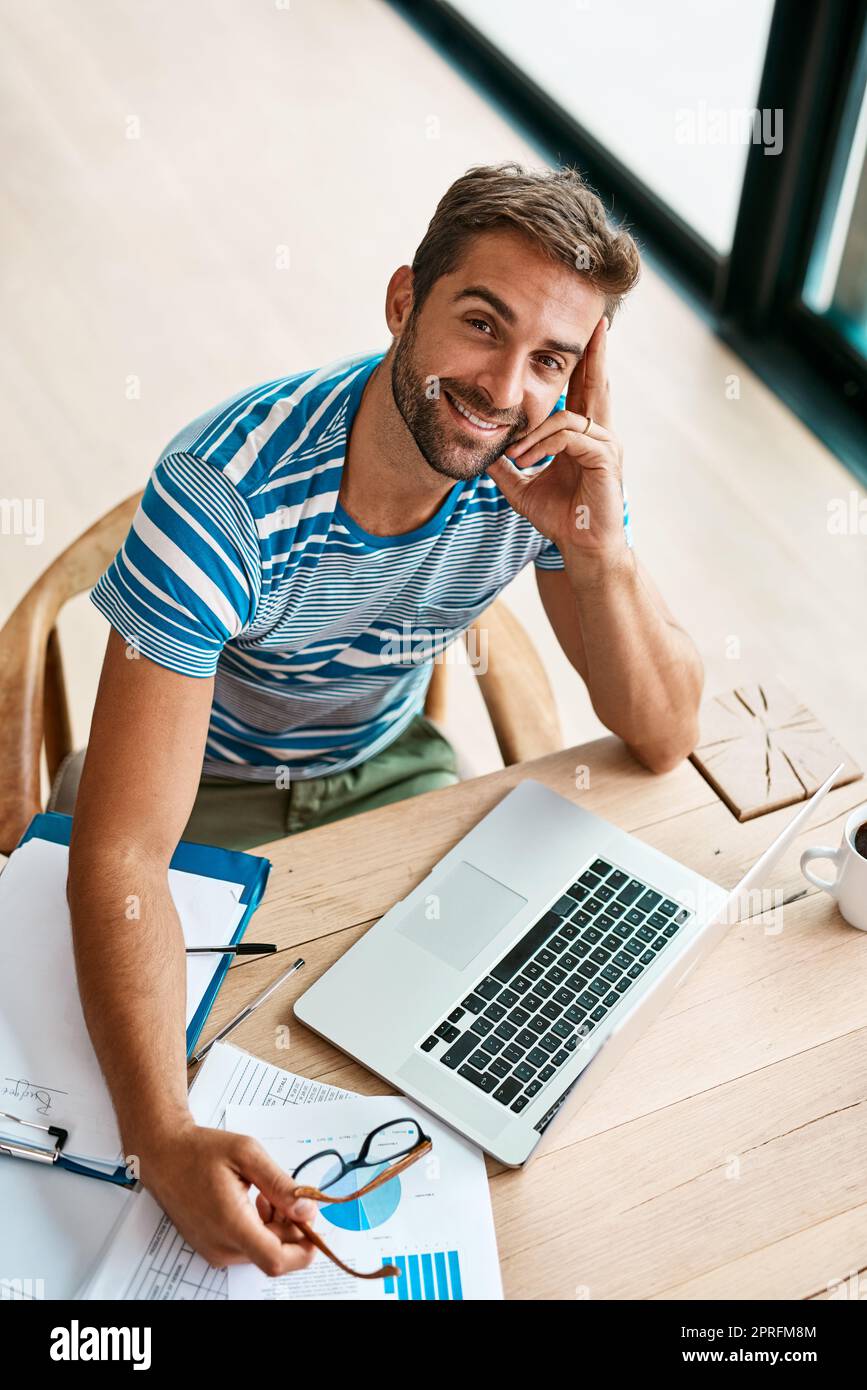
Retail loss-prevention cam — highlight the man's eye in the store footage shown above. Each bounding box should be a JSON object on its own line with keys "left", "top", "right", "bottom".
{"left": 467, "top": 318, "right": 493, "bottom": 335}
{"left": 536, "top": 355, "right": 564, "bottom": 372}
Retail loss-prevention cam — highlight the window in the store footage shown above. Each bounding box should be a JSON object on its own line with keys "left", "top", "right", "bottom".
{"left": 395, "top": 0, "right": 867, "bottom": 477}
{"left": 450, "top": 0, "right": 774, "bottom": 255}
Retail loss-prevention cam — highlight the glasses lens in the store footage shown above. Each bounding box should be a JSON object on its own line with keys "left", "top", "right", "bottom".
{"left": 293, "top": 1150, "right": 347, "bottom": 1192}
{"left": 364, "top": 1119, "right": 422, "bottom": 1167}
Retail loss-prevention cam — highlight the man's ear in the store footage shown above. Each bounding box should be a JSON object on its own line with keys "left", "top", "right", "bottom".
{"left": 384, "top": 265, "right": 415, "bottom": 337}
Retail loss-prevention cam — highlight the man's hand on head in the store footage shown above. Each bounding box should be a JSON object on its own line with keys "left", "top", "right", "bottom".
{"left": 486, "top": 315, "right": 629, "bottom": 571}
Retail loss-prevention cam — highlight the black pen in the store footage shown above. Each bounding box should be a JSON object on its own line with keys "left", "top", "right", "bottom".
{"left": 185, "top": 943, "right": 277, "bottom": 956}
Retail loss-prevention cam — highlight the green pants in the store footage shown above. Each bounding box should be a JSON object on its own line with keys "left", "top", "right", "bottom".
{"left": 180, "top": 714, "right": 459, "bottom": 852}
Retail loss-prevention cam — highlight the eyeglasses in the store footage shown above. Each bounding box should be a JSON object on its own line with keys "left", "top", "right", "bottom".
{"left": 289, "top": 1117, "right": 432, "bottom": 1280}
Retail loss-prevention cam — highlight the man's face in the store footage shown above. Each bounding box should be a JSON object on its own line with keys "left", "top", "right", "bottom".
{"left": 390, "top": 228, "right": 606, "bottom": 481}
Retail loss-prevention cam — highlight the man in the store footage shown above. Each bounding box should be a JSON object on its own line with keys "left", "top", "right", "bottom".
{"left": 68, "top": 163, "right": 703, "bottom": 1277}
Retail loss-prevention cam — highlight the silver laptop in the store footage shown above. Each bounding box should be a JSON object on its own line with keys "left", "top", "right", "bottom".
{"left": 294, "top": 765, "right": 841, "bottom": 1167}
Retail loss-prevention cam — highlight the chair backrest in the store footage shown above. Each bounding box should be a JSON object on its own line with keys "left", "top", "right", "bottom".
{"left": 0, "top": 492, "right": 562, "bottom": 854}
{"left": 0, "top": 492, "right": 141, "bottom": 853}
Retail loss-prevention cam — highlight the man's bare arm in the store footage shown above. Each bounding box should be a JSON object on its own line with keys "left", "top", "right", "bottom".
{"left": 67, "top": 628, "right": 316, "bottom": 1274}
{"left": 68, "top": 627, "right": 213, "bottom": 1151}
{"left": 536, "top": 557, "right": 703, "bottom": 773}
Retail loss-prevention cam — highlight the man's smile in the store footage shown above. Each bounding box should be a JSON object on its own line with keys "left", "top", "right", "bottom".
{"left": 442, "top": 388, "right": 510, "bottom": 436}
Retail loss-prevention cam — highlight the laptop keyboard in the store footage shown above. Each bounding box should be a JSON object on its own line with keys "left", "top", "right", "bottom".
{"left": 416, "top": 858, "right": 692, "bottom": 1115}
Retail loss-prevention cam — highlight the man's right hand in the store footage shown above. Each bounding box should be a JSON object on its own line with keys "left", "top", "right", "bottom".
{"left": 135, "top": 1118, "right": 319, "bottom": 1277}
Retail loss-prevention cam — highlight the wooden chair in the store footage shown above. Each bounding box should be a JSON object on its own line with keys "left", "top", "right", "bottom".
{"left": 0, "top": 493, "right": 562, "bottom": 855}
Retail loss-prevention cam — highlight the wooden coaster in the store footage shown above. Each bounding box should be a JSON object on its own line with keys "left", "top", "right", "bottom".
{"left": 690, "top": 678, "right": 862, "bottom": 821}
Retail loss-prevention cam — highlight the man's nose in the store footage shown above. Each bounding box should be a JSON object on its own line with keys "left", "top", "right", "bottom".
{"left": 473, "top": 350, "right": 525, "bottom": 416}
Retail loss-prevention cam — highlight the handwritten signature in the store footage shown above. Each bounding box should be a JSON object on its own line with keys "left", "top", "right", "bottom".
{"left": 1, "top": 1077, "right": 65, "bottom": 1115}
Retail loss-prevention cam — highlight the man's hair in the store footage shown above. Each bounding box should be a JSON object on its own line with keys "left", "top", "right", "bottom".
{"left": 410, "top": 162, "right": 641, "bottom": 325}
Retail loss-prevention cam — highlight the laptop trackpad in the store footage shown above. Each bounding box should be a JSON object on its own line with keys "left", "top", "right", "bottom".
{"left": 395, "top": 860, "right": 527, "bottom": 971}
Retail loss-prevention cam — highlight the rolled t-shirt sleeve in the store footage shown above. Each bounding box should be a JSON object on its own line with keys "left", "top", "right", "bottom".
{"left": 533, "top": 481, "right": 634, "bottom": 570}
{"left": 90, "top": 451, "right": 261, "bottom": 677}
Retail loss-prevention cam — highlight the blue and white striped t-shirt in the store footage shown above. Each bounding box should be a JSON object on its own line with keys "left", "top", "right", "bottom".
{"left": 92, "top": 350, "right": 633, "bottom": 781}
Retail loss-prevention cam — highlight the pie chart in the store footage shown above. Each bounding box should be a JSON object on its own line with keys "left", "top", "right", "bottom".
{"left": 319, "top": 1160, "right": 401, "bottom": 1231}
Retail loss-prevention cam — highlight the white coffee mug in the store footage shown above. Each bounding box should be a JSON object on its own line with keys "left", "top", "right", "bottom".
{"left": 800, "top": 801, "right": 867, "bottom": 931}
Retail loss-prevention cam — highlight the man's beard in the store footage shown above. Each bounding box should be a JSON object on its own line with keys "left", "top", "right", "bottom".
{"left": 390, "top": 313, "right": 528, "bottom": 481}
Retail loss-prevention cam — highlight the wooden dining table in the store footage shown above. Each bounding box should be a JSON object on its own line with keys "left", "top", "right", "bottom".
{"left": 191, "top": 736, "right": 867, "bottom": 1301}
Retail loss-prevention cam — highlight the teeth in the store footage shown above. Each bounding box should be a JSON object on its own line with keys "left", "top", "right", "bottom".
{"left": 449, "top": 394, "right": 499, "bottom": 430}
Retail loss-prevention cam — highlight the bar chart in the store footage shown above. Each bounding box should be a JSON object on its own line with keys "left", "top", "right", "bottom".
{"left": 382, "top": 1250, "right": 464, "bottom": 1300}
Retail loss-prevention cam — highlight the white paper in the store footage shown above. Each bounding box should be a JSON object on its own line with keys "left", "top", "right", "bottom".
{"left": 0, "top": 837, "right": 245, "bottom": 1167}
{"left": 0, "top": 1158, "right": 132, "bottom": 1300}
{"left": 80, "top": 1042, "right": 356, "bottom": 1299}
{"left": 226, "top": 1096, "right": 503, "bottom": 1302}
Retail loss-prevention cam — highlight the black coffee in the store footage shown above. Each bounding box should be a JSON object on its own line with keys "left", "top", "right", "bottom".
{"left": 854, "top": 822, "right": 867, "bottom": 860}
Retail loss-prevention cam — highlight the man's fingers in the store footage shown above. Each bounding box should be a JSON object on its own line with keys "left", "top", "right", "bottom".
{"left": 228, "top": 1199, "right": 310, "bottom": 1276}
{"left": 232, "top": 1136, "right": 314, "bottom": 1224}
{"left": 228, "top": 1187, "right": 318, "bottom": 1276}
{"left": 564, "top": 350, "right": 587, "bottom": 417}
{"left": 268, "top": 1241, "right": 316, "bottom": 1273}
{"left": 262, "top": 1215, "right": 311, "bottom": 1245}
{"left": 256, "top": 1188, "right": 314, "bottom": 1244}
{"left": 487, "top": 454, "right": 532, "bottom": 484}
{"left": 512, "top": 437, "right": 611, "bottom": 470}
{"left": 509, "top": 413, "right": 609, "bottom": 459}
{"left": 222, "top": 1232, "right": 316, "bottom": 1275}
{"left": 581, "top": 316, "right": 612, "bottom": 428}
{"left": 486, "top": 455, "right": 533, "bottom": 513}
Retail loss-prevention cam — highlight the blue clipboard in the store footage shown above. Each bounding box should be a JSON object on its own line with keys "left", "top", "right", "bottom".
{"left": 13, "top": 812, "right": 271, "bottom": 1185}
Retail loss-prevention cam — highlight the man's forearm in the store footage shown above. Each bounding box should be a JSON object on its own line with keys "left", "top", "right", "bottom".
{"left": 563, "top": 548, "right": 703, "bottom": 772}
{"left": 67, "top": 844, "right": 192, "bottom": 1163}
